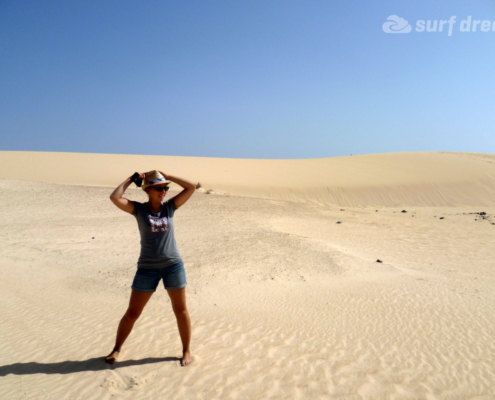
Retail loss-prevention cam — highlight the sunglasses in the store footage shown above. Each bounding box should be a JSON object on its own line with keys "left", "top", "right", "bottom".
{"left": 151, "top": 186, "right": 169, "bottom": 192}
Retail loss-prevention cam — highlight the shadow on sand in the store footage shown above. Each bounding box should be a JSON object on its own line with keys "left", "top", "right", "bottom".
{"left": 0, "top": 356, "right": 180, "bottom": 376}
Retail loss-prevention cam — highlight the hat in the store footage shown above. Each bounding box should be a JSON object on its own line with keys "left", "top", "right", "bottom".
{"left": 142, "top": 170, "right": 171, "bottom": 190}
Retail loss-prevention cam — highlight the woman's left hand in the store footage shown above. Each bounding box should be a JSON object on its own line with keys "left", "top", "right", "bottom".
{"left": 159, "top": 171, "right": 169, "bottom": 180}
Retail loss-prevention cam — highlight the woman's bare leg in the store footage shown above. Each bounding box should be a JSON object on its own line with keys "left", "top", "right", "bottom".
{"left": 105, "top": 289, "right": 154, "bottom": 364}
{"left": 167, "top": 287, "right": 193, "bottom": 366}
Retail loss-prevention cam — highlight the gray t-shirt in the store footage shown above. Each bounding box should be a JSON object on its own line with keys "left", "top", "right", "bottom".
{"left": 132, "top": 199, "right": 182, "bottom": 269}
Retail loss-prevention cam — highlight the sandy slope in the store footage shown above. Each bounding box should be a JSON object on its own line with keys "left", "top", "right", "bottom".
{"left": 1, "top": 151, "right": 495, "bottom": 399}
{"left": 1, "top": 150, "right": 495, "bottom": 207}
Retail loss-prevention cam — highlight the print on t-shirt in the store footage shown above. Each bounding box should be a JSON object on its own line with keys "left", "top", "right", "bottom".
{"left": 149, "top": 216, "right": 168, "bottom": 232}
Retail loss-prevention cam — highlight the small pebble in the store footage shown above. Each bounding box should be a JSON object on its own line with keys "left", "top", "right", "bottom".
{"left": 376, "top": 259, "right": 383, "bottom": 263}
{"left": 336, "top": 221, "right": 342, "bottom": 224}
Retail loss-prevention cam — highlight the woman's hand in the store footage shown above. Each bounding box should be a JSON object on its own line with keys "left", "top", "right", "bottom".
{"left": 159, "top": 170, "right": 169, "bottom": 180}
{"left": 130, "top": 172, "right": 146, "bottom": 180}
{"left": 128, "top": 172, "right": 145, "bottom": 182}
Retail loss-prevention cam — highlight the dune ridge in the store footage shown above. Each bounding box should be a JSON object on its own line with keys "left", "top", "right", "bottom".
{"left": 1, "top": 150, "right": 495, "bottom": 207}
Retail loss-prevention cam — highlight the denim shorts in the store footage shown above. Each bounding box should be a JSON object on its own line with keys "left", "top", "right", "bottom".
{"left": 131, "top": 261, "right": 187, "bottom": 292}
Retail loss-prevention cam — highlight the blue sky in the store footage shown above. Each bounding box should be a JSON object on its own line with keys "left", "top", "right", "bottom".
{"left": 1, "top": 0, "right": 494, "bottom": 159}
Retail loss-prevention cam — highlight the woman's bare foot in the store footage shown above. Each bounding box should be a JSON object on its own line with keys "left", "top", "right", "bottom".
{"left": 181, "top": 350, "right": 194, "bottom": 366}
{"left": 105, "top": 350, "right": 120, "bottom": 364}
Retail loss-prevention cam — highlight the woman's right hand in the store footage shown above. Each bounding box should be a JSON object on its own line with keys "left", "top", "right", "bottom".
{"left": 130, "top": 172, "right": 146, "bottom": 181}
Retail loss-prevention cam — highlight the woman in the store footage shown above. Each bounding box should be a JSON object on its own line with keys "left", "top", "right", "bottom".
{"left": 105, "top": 170, "right": 196, "bottom": 366}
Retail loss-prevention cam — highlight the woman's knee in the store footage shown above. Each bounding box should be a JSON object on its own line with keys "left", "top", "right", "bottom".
{"left": 172, "top": 306, "right": 188, "bottom": 318}
{"left": 124, "top": 307, "right": 143, "bottom": 321}
{"left": 125, "top": 290, "right": 153, "bottom": 321}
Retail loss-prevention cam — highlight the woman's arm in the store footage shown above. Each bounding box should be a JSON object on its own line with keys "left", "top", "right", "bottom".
{"left": 109, "top": 174, "right": 142, "bottom": 214}
{"left": 159, "top": 171, "right": 197, "bottom": 209}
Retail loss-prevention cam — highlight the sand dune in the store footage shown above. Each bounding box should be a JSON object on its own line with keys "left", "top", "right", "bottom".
{"left": 1, "top": 150, "right": 495, "bottom": 207}
{"left": 1, "top": 151, "right": 495, "bottom": 399}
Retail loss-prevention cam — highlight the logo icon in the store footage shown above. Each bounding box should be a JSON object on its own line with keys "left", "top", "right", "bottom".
{"left": 382, "top": 15, "right": 412, "bottom": 33}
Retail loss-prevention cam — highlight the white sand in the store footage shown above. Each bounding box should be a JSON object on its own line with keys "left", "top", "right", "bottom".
{"left": 1, "top": 151, "right": 495, "bottom": 399}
